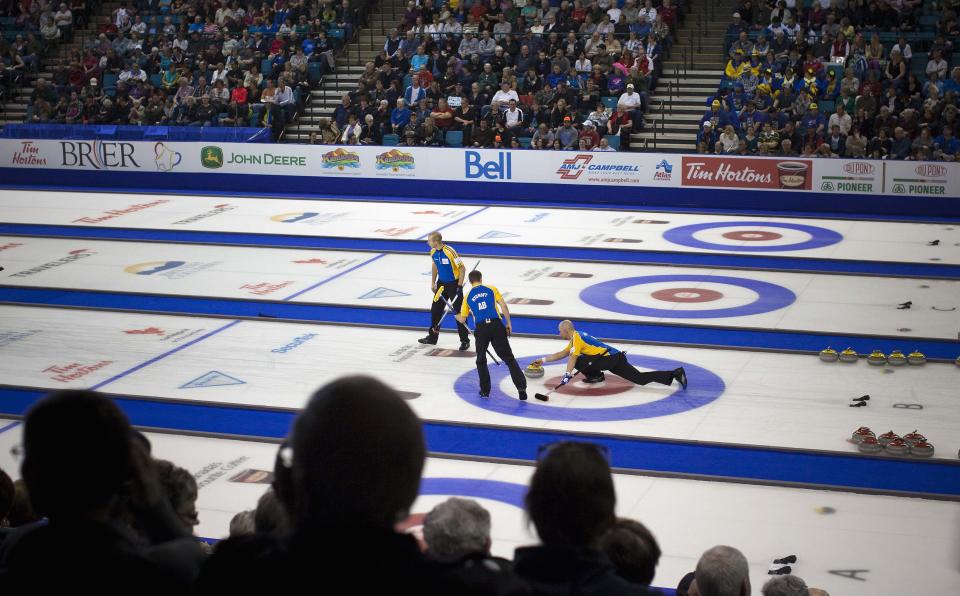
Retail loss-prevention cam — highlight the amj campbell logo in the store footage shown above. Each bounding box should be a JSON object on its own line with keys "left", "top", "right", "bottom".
{"left": 654, "top": 159, "right": 673, "bottom": 181}
{"left": 375, "top": 149, "right": 415, "bottom": 171}
{"left": 557, "top": 154, "right": 640, "bottom": 180}
{"left": 124, "top": 260, "right": 221, "bottom": 279}
{"left": 322, "top": 148, "right": 361, "bottom": 170}
{"left": 201, "top": 146, "right": 224, "bottom": 169}
{"left": 154, "top": 142, "right": 182, "bottom": 172}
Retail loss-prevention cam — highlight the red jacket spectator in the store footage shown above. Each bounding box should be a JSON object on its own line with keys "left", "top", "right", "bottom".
{"left": 579, "top": 125, "right": 600, "bottom": 149}
{"left": 231, "top": 86, "right": 248, "bottom": 104}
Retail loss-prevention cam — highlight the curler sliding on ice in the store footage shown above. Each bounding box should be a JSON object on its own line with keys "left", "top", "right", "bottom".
{"left": 530, "top": 320, "right": 688, "bottom": 401}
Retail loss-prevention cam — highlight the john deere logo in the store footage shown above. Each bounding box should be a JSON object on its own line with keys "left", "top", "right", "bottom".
{"left": 821, "top": 182, "right": 834, "bottom": 191}
{"left": 201, "top": 146, "right": 224, "bottom": 169}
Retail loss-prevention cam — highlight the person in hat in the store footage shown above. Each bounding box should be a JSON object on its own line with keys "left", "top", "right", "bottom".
{"left": 557, "top": 115, "right": 579, "bottom": 149}
{"left": 724, "top": 49, "right": 747, "bottom": 80}
{"left": 579, "top": 119, "right": 600, "bottom": 149}
{"left": 726, "top": 11, "right": 747, "bottom": 37}
{"left": 696, "top": 121, "right": 717, "bottom": 152}
{"left": 801, "top": 101, "right": 826, "bottom": 135}
{"left": 701, "top": 98, "right": 736, "bottom": 130}
{"left": 607, "top": 104, "right": 635, "bottom": 150}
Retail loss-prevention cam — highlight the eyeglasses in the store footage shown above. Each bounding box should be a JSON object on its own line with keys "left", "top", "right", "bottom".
{"left": 536, "top": 441, "right": 611, "bottom": 464}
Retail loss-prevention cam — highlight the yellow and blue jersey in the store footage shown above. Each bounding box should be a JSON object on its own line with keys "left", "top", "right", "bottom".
{"left": 460, "top": 284, "right": 503, "bottom": 321}
{"left": 567, "top": 330, "right": 619, "bottom": 357}
{"left": 430, "top": 244, "right": 464, "bottom": 283}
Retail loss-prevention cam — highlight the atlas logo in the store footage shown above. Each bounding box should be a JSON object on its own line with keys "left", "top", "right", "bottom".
{"left": 124, "top": 260, "right": 220, "bottom": 279}
{"left": 465, "top": 151, "right": 512, "bottom": 179}
{"left": 60, "top": 141, "right": 139, "bottom": 169}
{"left": 654, "top": 159, "right": 673, "bottom": 181}
{"left": 556, "top": 154, "right": 593, "bottom": 180}
{"left": 125, "top": 261, "right": 186, "bottom": 275}
{"left": 270, "top": 212, "right": 346, "bottom": 225}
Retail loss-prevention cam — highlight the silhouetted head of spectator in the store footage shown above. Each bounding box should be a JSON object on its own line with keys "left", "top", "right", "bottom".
{"left": 694, "top": 545, "right": 750, "bottom": 596}
{"left": 283, "top": 376, "right": 425, "bottom": 530}
{"left": 600, "top": 518, "right": 661, "bottom": 586}
{"left": 254, "top": 488, "right": 289, "bottom": 536}
{"left": 0, "top": 466, "right": 14, "bottom": 526}
{"left": 22, "top": 390, "right": 134, "bottom": 520}
{"left": 423, "top": 497, "right": 492, "bottom": 563}
{"left": 155, "top": 460, "right": 199, "bottom": 533}
{"left": 526, "top": 441, "right": 615, "bottom": 547}
{"left": 762, "top": 575, "right": 808, "bottom": 596}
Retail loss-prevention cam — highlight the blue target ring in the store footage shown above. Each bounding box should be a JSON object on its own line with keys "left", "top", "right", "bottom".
{"left": 420, "top": 478, "right": 526, "bottom": 507}
{"left": 580, "top": 274, "right": 796, "bottom": 319}
{"left": 453, "top": 355, "right": 725, "bottom": 421}
{"left": 663, "top": 221, "right": 843, "bottom": 252}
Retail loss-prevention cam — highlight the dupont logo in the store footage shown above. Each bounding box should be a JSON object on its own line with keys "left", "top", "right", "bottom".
{"left": 915, "top": 164, "right": 947, "bottom": 178}
{"left": 556, "top": 154, "right": 593, "bottom": 180}
{"left": 843, "top": 162, "right": 875, "bottom": 175}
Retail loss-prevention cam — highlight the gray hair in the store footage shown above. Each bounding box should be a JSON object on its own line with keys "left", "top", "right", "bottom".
{"left": 422, "top": 497, "right": 491, "bottom": 563}
{"left": 761, "top": 575, "right": 807, "bottom": 596}
{"left": 695, "top": 545, "right": 750, "bottom": 596}
{"left": 228, "top": 509, "right": 255, "bottom": 537}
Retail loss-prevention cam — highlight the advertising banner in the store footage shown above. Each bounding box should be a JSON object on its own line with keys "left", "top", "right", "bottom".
{"left": 884, "top": 161, "right": 960, "bottom": 197}
{"left": 2, "top": 139, "right": 957, "bottom": 199}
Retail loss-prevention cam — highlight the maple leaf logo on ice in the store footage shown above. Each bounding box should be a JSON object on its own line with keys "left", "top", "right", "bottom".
{"left": 124, "top": 327, "right": 164, "bottom": 335}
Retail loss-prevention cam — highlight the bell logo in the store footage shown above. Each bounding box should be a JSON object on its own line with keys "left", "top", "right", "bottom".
{"left": 465, "top": 151, "right": 512, "bottom": 180}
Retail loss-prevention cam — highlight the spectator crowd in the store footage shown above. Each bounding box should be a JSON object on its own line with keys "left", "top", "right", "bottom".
{"left": 6, "top": 0, "right": 370, "bottom": 139}
{"left": 0, "top": 380, "right": 833, "bottom": 595}
{"left": 696, "top": 0, "right": 959, "bottom": 161}
{"left": 317, "top": 0, "right": 685, "bottom": 151}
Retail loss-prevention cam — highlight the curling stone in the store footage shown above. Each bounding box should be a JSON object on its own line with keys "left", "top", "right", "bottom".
{"left": 524, "top": 362, "right": 545, "bottom": 378}
{"left": 819, "top": 347, "right": 839, "bottom": 362}
{"left": 857, "top": 436, "right": 882, "bottom": 454}
{"left": 867, "top": 350, "right": 887, "bottom": 365}
{"left": 885, "top": 438, "right": 909, "bottom": 456}
{"left": 878, "top": 430, "right": 900, "bottom": 446}
{"left": 851, "top": 427, "right": 875, "bottom": 444}
{"left": 888, "top": 350, "right": 907, "bottom": 366}
{"left": 907, "top": 350, "right": 927, "bottom": 365}
{"left": 838, "top": 348, "right": 859, "bottom": 363}
{"left": 902, "top": 430, "right": 926, "bottom": 446}
{"left": 910, "top": 440, "right": 935, "bottom": 458}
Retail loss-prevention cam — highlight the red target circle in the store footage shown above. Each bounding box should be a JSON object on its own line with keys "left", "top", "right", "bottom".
{"left": 722, "top": 230, "right": 784, "bottom": 241}
{"left": 651, "top": 287, "right": 724, "bottom": 303}
{"left": 542, "top": 374, "right": 635, "bottom": 396}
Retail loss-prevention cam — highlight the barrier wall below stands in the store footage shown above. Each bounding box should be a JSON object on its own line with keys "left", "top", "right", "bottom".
{"left": 1, "top": 140, "right": 958, "bottom": 216}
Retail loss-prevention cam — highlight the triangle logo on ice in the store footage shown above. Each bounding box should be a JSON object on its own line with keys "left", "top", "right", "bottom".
{"left": 479, "top": 230, "right": 520, "bottom": 239}
{"left": 180, "top": 371, "right": 246, "bottom": 389}
{"left": 359, "top": 287, "right": 411, "bottom": 299}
